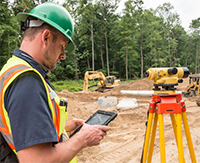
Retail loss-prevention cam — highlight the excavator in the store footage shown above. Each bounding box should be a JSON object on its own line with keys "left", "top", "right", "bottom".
{"left": 83, "top": 71, "right": 121, "bottom": 92}
{"left": 183, "top": 75, "right": 200, "bottom": 97}
{"left": 182, "top": 75, "right": 200, "bottom": 106}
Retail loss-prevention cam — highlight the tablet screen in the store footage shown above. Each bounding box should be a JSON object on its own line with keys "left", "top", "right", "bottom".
{"left": 86, "top": 114, "right": 111, "bottom": 125}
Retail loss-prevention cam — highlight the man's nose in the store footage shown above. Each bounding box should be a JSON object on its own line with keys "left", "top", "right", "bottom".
{"left": 60, "top": 53, "right": 66, "bottom": 60}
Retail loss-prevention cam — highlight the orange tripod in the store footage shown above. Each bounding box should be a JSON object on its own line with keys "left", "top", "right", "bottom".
{"left": 141, "top": 93, "right": 196, "bottom": 163}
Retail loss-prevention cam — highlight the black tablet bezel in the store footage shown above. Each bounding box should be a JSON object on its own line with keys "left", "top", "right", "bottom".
{"left": 85, "top": 110, "right": 117, "bottom": 125}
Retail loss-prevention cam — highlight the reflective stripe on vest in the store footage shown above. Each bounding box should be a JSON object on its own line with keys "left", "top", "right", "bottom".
{"left": 0, "top": 56, "right": 77, "bottom": 163}
{"left": 0, "top": 62, "right": 60, "bottom": 151}
{"left": 0, "top": 65, "right": 60, "bottom": 150}
{"left": 0, "top": 65, "right": 32, "bottom": 152}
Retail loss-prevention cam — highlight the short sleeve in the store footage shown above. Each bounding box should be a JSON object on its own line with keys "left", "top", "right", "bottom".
{"left": 4, "top": 71, "right": 58, "bottom": 152}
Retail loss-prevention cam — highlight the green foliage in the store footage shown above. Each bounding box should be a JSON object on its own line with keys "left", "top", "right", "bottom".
{"left": 1, "top": 0, "right": 199, "bottom": 81}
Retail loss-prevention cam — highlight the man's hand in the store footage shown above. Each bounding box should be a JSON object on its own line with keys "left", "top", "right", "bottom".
{"left": 17, "top": 121, "right": 109, "bottom": 163}
{"left": 74, "top": 123, "right": 109, "bottom": 147}
{"left": 65, "top": 118, "right": 85, "bottom": 136}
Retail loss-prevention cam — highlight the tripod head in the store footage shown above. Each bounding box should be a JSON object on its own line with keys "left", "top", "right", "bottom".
{"left": 144, "top": 67, "right": 189, "bottom": 93}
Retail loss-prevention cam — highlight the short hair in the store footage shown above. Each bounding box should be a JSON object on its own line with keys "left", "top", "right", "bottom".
{"left": 22, "top": 17, "right": 58, "bottom": 42}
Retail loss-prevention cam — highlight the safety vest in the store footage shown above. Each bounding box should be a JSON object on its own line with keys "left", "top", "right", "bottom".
{"left": 0, "top": 55, "right": 77, "bottom": 163}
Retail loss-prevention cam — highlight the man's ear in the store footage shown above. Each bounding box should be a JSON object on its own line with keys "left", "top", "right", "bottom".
{"left": 42, "top": 29, "right": 51, "bottom": 47}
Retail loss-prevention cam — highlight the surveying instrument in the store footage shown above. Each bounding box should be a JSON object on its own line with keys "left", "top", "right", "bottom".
{"left": 141, "top": 67, "right": 196, "bottom": 163}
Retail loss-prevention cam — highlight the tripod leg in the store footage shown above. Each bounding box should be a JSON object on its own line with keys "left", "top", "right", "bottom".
{"left": 171, "top": 114, "right": 185, "bottom": 163}
{"left": 176, "top": 113, "right": 185, "bottom": 163}
{"left": 170, "top": 114, "right": 178, "bottom": 144}
{"left": 158, "top": 114, "right": 166, "bottom": 163}
{"left": 142, "top": 112, "right": 154, "bottom": 163}
{"left": 147, "top": 112, "right": 158, "bottom": 163}
{"left": 182, "top": 112, "right": 197, "bottom": 163}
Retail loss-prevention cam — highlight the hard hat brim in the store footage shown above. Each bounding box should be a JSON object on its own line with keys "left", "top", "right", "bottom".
{"left": 17, "top": 12, "right": 75, "bottom": 52}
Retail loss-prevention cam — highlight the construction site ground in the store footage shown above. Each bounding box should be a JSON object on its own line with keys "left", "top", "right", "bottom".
{"left": 56, "top": 77, "right": 200, "bottom": 163}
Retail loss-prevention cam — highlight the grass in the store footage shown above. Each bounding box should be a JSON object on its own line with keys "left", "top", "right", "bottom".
{"left": 51, "top": 80, "right": 84, "bottom": 92}
{"left": 51, "top": 79, "right": 136, "bottom": 92}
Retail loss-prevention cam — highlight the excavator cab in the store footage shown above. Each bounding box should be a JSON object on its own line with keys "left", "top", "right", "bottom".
{"left": 106, "top": 76, "right": 120, "bottom": 87}
{"left": 106, "top": 76, "right": 115, "bottom": 85}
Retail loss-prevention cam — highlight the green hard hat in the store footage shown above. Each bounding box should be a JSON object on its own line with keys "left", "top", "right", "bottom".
{"left": 17, "top": 2, "right": 75, "bottom": 51}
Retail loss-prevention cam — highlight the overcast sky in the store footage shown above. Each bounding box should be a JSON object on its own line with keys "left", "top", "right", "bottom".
{"left": 32, "top": 0, "right": 200, "bottom": 32}
{"left": 117, "top": 0, "right": 200, "bottom": 32}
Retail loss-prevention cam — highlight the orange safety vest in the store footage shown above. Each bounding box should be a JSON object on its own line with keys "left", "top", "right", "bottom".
{"left": 0, "top": 55, "right": 77, "bottom": 163}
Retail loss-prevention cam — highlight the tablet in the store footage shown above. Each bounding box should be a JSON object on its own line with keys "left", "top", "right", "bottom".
{"left": 69, "top": 110, "right": 117, "bottom": 137}
{"left": 85, "top": 110, "right": 117, "bottom": 125}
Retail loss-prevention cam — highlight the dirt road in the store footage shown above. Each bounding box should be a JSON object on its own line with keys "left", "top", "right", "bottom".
{"left": 57, "top": 78, "right": 200, "bottom": 163}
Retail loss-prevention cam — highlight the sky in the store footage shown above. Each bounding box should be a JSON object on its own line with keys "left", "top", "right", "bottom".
{"left": 117, "top": 0, "right": 200, "bottom": 32}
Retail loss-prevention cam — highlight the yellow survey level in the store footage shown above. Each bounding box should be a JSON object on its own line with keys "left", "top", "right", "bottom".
{"left": 141, "top": 67, "right": 196, "bottom": 163}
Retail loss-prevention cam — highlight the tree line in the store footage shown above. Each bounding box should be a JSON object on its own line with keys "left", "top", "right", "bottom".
{"left": 1, "top": 0, "right": 200, "bottom": 82}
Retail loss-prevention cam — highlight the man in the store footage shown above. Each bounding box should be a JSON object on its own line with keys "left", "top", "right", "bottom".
{"left": 0, "top": 2, "right": 109, "bottom": 163}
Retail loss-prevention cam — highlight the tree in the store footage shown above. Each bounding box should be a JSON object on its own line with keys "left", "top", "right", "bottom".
{"left": 63, "top": 0, "right": 80, "bottom": 80}
{"left": 156, "top": 3, "right": 181, "bottom": 67}
{"left": 0, "top": 0, "right": 21, "bottom": 69}
{"left": 190, "top": 18, "right": 200, "bottom": 73}
{"left": 77, "top": 0, "right": 97, "bottom": 71}
{"left": 131, "top": 0, "right": 144, "bottom": 77}
{"left": 96, "top": 0, "right": 120, "bottom": 76}
{"left": 119, "top": 0, "right": 138, "bottom": 80}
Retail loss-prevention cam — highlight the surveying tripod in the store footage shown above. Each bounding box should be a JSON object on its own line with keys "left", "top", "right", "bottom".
{"left": 141, "top": 67, "right": 196, "bottom": 163}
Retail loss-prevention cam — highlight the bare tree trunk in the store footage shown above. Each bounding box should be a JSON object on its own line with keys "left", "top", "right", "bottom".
{"left": 168, "top": 34, "right": 171, "bottom": 67}
{"left": 104, "top": 18, "right": 109, "bottom": 76}
{"left": 128, "top": 58, "right": 131, "bottom": 79}
{"left": 87, "top": 55, "right": 90, "bottom": 69}
{"left": 126, "top": 40, "right": 128, "bottom": 81}
{"left": 112, "top": 51, "right": 115, "bottom": 69}
{"left": 196, "top": 40, "right": 199, "bottom": 74}
{"left": 186, "top": 41, "right": 191, "bottom": 67}
{"left": 119, "top": 59, "right": 121, "bottom": 78}
{"left": 73, "top": 32, "right": 78, "bottom": 80}
{"left": 91, "top": 24, "right": 94, "bottom": 71}
{"left": 140, "top": 25, "right": 143, "bottom": 78}
{"left": 100, "top": 40, "right": 104, "bottom": 69}
{"left": 74, "top": 54, "right": 79, "bottom": 80}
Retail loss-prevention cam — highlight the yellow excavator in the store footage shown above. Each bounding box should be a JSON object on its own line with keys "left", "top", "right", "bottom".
{"left": 83, "top": 71, "right": 121, "bottom": 92}
{"left": 183, "top": 75, "right": 200, "bottom": 97}
{"left": 183, "top": 75, "right": 200, "bottom": 106}
{"left": 182, "top": 75, "right": 200, "bottom": 106}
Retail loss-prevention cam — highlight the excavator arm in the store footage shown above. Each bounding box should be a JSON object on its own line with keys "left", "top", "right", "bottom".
{"left": 83, "top": 71, "right": 107, "bottom": 91}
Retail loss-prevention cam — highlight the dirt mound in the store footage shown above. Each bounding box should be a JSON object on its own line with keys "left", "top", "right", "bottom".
{"left": 196, "top": 96, "right": 200, "bottom": 106}
{"left": 56, "top": 77, "right": 200, "bottom": 163}
{"left": 112, "top": 78, "right": 154, "bottom": 91}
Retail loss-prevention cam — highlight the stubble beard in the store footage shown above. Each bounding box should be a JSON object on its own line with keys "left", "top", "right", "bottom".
{"left": 44, "top": 49, "right": 56, "bottom": 71}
